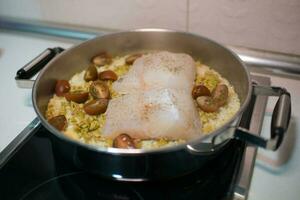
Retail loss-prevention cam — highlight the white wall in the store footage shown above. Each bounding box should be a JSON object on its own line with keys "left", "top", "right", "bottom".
{"left": 0, "top": 0, "right": 299, "bottom": 55}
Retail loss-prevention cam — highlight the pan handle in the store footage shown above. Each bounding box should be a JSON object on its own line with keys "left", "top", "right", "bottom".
{"left": 15, "top": 47, "right": 64, "bottom": 88}
{"left": 234, "top": 85, "right": 291, "bottom": 150}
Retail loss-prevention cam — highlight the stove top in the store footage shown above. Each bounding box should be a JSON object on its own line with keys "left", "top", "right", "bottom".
{"left": 0, "top": 76, "right": 270, "bottom": 200}
{"left": 0, "top": 125, "right": 244, "bottom": 200}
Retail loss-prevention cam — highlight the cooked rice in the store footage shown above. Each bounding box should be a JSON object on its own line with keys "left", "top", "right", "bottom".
{"left": 46, "top": 54, "right": 240, "bottom": 149}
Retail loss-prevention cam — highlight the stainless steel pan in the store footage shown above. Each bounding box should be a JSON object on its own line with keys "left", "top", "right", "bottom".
{"left": 16, "top": 29, "right": 291, "bottom": 181}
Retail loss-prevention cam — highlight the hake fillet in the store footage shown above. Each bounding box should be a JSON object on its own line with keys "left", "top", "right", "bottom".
{"left": 113, "top": 51, "right": 196, "bottom": 94}
{"left": 104, "top": 51, "right": 202, "bottom": 140}
{"left": 103, "top": 89, "right": 201, "bottom": 140}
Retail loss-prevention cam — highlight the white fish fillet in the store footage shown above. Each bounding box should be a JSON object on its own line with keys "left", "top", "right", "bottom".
{"left": 113, "top": 51, "right": 196, "bottom": 94}
{"left": 103, "top": 89, "right": 202, "bottom": 140}
{"left": 104, "top": 51, "right": 202, "bottom": 140}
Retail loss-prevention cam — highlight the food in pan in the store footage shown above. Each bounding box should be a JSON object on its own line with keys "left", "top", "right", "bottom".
{"left": 104, "top": 52, "right": 201, "bottom": 141}
{"left": 46, "top": 51, "right": 240, "bottom": 149}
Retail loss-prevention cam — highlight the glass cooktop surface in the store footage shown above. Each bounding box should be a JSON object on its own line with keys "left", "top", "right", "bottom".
{"left": 0, "top": 125, "right": 245, "bottom": 200}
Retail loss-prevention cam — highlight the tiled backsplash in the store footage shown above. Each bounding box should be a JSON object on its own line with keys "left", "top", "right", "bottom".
{"left": 0, "top": 0, "right": 299, "bottom": 55}
{"left": 189, "top": 0, "right": 300, "bottom": 56}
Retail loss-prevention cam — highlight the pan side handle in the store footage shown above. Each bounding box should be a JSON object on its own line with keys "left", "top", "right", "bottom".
{"left": 235, "top": 85, "right": 291, "bottom": 151}
{"left": 15, "top": 47, "right": 64, "bottom": 88}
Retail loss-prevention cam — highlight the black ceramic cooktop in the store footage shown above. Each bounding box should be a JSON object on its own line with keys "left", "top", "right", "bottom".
{"left": 0, "top": 124, "right": 246, "bottom": 200}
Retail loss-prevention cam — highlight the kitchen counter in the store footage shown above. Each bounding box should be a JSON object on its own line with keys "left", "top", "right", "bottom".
{"left": 0, "top": 31, "right": 299, "bottom": 200}
{"left": 0, "top": 32, "right": 74, "bottom": 152}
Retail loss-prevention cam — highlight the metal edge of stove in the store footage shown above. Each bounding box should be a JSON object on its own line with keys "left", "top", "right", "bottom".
{"left": 0, "top": 118, "right": 41, "bottom": 170}
{"left": 232, "top": 75, "right": 270, "bottom": 200}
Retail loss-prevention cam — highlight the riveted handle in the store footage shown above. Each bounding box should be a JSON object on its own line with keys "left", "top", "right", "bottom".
{"left": 270, "top": 88, "right": 291, "bottom": 149}
{"left": 15, "top": 47, "right": 64, "bottom": 88}
{"left": 235, "top": 85, "right": 291, "bottom": 150}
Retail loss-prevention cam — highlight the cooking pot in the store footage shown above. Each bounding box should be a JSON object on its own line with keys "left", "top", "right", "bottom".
{"left": 16, "top": 29, "right": 291, "bottom": 181}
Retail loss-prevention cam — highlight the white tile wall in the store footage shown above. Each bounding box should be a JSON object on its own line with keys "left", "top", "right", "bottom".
{"left": 188, "top": 0, "right": 300, "bottom": 55}
{"left": 0, "top": 0, "right": 299, "bottom": 55}
{"left": 0, "top": 0, "right": 187, "bottom": 30}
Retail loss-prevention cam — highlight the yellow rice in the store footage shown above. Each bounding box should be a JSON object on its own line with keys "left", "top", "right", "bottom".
{"left": 46, "top": 55, "right": 240, "bottom": 149}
